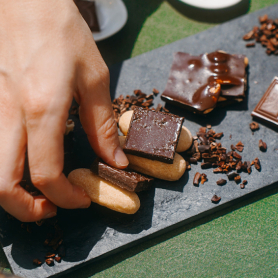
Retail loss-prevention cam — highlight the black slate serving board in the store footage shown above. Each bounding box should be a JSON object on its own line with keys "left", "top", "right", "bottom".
{"left": 1, "top": 4, "right": 278, "bottom": 278}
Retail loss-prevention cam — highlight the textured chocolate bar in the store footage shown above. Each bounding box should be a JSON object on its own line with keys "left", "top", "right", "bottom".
{"left": 91, "top": 159, "right": 154, "bottom": 192}
{"left": 123, "top": 107, "right": 184, "bottom": 164}
{"left": 251, "top": 77, "right": 278, "bottom": 126}
{"left": 161, "top": 51, "right": 247, "bottom": 114}
{"left": 75, "top": 0, "right": 100, "bottom": 32}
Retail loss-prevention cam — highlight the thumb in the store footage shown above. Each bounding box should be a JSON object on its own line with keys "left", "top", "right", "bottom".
{"left": 76, "top": 60, "right": 128, "bottom": 169}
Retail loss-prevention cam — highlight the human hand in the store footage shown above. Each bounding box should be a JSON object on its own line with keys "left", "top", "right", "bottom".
{"left": 0, "top": 0, "right": 128, "bottom": 222}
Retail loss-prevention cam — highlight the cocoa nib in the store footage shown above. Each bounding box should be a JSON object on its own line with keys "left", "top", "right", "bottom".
{"left": 234, "top": 175, "right": 241, "bottom": 184}
{"left": 259, "top": 139, "right": 267, "bottom": 151}
{"left": 193, "top": 172, "right": 202, "bottom": 186}
{"left": 200, "top": 173, "right": 208, "bottom": 184}
{"left": 45, "top": 258, "right": 54, "bottom": 266}
{"left": 250, "top": 121, "right": 259, "bottom": 131}
{"left": 33, "top": 259, "right": 42, "bottom": 266}
{"left": 253, "top": 157, "right": 261, "bottom": 171}
{"left": 211, "top": 194, "right": 221, "bottom": 203}
{"left": 216, "top": 178, "right": 227, "bottom": 186}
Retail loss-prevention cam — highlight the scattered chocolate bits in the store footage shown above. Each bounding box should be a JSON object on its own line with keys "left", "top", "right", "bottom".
{"left": 216, "top": 178, "right": 227, "bottom": 186}
{"left": 55, "top": 256, "right": 62, "bottom": 263}
{"left": 243, "top": 14, "right": 278, "bottom": 55}
{"left": 112, "top": 89, "right": 167, "bottom": 124}
{"left": 235, "top": 141, "right": 244, "bottom": 152}
{"left": 211, "top": 194, "right": 221, "bottom": 204}
{"left": 250, "top": 122, "right": 260, "bottom": 131}
{"left": 259, "top": 139, "right": 267, "bottom": 151}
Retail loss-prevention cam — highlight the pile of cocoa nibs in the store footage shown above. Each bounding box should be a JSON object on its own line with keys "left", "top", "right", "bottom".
{"left": 185, "top": 125, "right": 263, "bottom": 197}
{"left": 243, "top": 14, "right": 278, "bottom": 55}
{"left": 112, "top": 88, "right": 169, "bottom": 124}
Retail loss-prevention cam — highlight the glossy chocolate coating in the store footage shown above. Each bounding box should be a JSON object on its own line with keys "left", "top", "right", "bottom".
{"left": 91, "top": 159, "right": 154, "bottom": 192}
{"left": 161, "top": 51, "right": 247, "bottom": 113}
{"left": 251, "top": 77, "right": 278, "bottom": 127}
{"left": 123, "top": 108, "right": 184, "bottom": 164}
{"left": 75, "top": 0, "right": 100, "bottom": 32}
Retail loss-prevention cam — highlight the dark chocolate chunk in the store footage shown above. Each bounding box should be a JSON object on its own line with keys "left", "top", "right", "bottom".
{"left": 251, "top": 77, "right": 278, "bottom": 127}
{"left": 161, "top": 51, "right": 247, "bottom": 114}
{"left": 124, "top": 107, "right": 184, "bottom": 163}
{"left": 249, "top": 122, "right": 260, "bottom": 131}
{"left": 75, "top": 0, "right": 100, "bottom": 32}
{"left": 91, "top": 159, "right": 154, "bottom": 192}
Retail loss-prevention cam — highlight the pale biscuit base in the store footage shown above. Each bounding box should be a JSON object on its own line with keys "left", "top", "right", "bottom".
{"left": 119, "top": 110, "right": 192, "bottom": 152}
{"left": 68, "top": 168, "right": 140, "bottom": 214}
{"left": 119, "top": 136, "right": 186, "bottom": 181}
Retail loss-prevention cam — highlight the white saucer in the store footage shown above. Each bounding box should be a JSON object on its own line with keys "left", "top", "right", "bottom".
{"left": 178, "top": 0, "right": 242, "bottom": 9}
{"left": 93, "top": 0, "right": 128, "bottom": 42}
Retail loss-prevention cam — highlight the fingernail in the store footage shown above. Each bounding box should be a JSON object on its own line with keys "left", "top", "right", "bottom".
{"left": 80, "top": 201, "right": 91, "bottom": 209}
{"left": 114, "top": 146, "right": 129, "bottom": 167}
{"left": 44, "top": 212, "right": 57, "bottom": 219}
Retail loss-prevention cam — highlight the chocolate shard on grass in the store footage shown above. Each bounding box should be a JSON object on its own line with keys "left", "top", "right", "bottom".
{"left": 161, "top": 51, "right": 247, "bottom": 114}
{"left": 123, "top": 107, "right": 184, "bottom": 164}
{"left": 91, "top": 158, "right": 154, "bottom": 192}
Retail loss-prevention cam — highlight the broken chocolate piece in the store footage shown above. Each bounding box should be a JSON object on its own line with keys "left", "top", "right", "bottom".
{"left": 253, "top": 157, "right": 261, "bottom": 171}
{"left": 227, "top": 171, "right": 238, "bottom": 180}
{"left": 251, "top": 77, "right": 278, "bottom": 127}
{"left": 211, "top": 194, "right": 221, "bottom": 203}
{"left": 162, "top": 51, "right": 247, "bottom": 114}
{"left": 124, "top": 107, "right": 184, "bottom": 163}
{"left": 91, "top": 159, "right": 154, "bottom": 192}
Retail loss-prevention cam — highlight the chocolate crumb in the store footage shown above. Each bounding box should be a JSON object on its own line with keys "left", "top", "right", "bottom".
{"left": 211, "top": 194, "right": 221, "bottom": 203}
{"left": 234, "top": 175, "right": 241, "bottom": 184}
{"left": 240, "top": 183, "right": 245, "bottom": 189}
{"left": 55, "top": 256, "right": 62, "bottom": 263}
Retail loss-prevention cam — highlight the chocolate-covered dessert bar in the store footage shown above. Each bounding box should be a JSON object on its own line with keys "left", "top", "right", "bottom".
{"left": 161, "top": 51, "right": 247, "bottom": 114}
{"left": 75, "top": 0, "right": 100, "bottom": 32}
{"left": 91, "top": 159, "right": 154, "bottom": 192}
{"left": 251, "top": 77, "right": 278, "bottom": 127}
{"left": 123, "top": 107, "right": 184, "bottom": 164}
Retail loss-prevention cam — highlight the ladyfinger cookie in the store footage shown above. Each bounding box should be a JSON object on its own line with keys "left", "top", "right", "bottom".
{"left": 68, "top": 168, "right": 140, "bottom": 214}
{"left": 118, "top": 110, "right": 192, "bottom": 152}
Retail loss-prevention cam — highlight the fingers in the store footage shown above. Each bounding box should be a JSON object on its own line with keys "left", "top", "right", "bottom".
{"left": 76, "top": 43, "right": 128, "bottom": 169}
{"left": 0, "top": 112, "right": 56, "bottom": 222}
{"left": 26, "top": 107, "right": 92, "bottom": 210}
